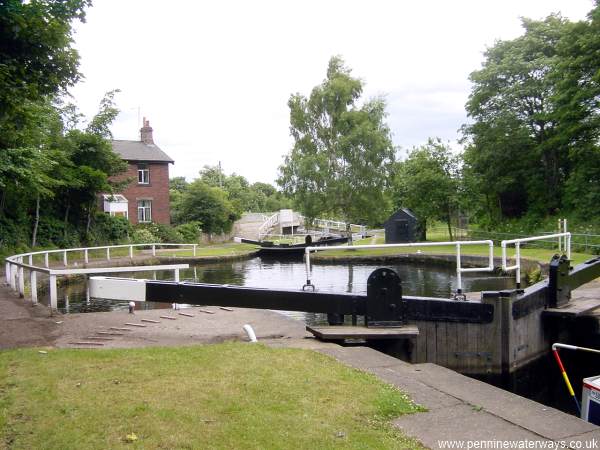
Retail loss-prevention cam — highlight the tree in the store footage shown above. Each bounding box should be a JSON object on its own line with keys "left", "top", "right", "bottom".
{"left": 553, "top": 2, "right": 600, "bottom": 217}
{"left": 393, "top": 139, "right": 461, "bottom": 240}
{"left": 462, "top": 15, "right": 570, "bottom": 218}
{"left": 0, "top": 0, "right": 91, "bottom": 149}
{"left": 277, "top": 56, "right": 396, "bottom": 225}
{"left": 176, "top": 180, "right": 239, "bottom": 234}
{"left": 61, "top": 91, "right": 127, "bottom": 236}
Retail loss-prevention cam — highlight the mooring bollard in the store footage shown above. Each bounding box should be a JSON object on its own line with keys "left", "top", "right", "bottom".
{"left": 128, "top": 301, "right": 135, "bottom": 314}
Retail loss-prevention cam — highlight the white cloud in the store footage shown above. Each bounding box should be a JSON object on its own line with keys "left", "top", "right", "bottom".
{"left": 70, "top": 0, "right": 593, "bottom": 183}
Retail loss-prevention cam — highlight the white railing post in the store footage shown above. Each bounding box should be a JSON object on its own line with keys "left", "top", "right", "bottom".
{"left": 63, "top": 250, "right": 68, "bottom": 266}
{"left": 30, "top": 270, "right": 37, "bottom": 304}
{"left": 10, "top": 263, "right": 17, "bottom": 290}
{"left": 193, "top": 244, "right": 197, "bottom": 256}
{"left": 515, "top": 243, "right": 521, "bottom": 289}
{"left": 304, "top": 248, "right": 313, "bottom": 287}
{"left": 152, "top": 244, "right": 156, "bottom": 257}
{"left": 18, "top": 265, "right": 24, "bottom": 298}
{"left": 44, "top": 252, "right": 49, "bottom": 268}
{"left": 558, "top": 219, "right": 562, "bottom": 252}
{"left": 49, "top": 274, "right": 57, "bottom": 310}
{"left": 5, "top": 261, "right": 11, "bottom": 286}
{"left": 174, "top": 268, "right": 180, "bottom": 282}
{"left": 129, "top": 245, "right": 133, "bottom": 259}
{"left": 28, "top": 255, "right": 33, "bottom": 266}
{"left": 84, "top": 249, "right": 89, "bottom": 263}
{"left": 567, "top": 233, "right": 571, "bottom": 260}
{"left": 456, "top": 243, "right": 462, "bottom": 294}
{"left": 106, "top": 247, "right": 110, "bottom": 261}
{"left": 564, "top": 219, "right": 568, "bottom": 253}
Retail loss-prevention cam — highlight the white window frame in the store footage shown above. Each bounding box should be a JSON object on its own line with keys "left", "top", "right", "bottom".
{"left": 138, "top": 164, "right": 150, "bottom": 184}
{"left": 137, "top": 199, "right": 152, "bottom": 223}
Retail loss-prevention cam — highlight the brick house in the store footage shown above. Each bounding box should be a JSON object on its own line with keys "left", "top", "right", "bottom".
{"left": 103, "top": 119, "right": 174, "bottom": 224}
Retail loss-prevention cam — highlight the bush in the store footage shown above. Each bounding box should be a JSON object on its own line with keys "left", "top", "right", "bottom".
{"left": 135, "top": 223, "right": 183, "bottom": 243}
{"left": 175, "top": 222, "right": 202, "bottom": 243}
{"left": 88, "top": 214, "right": 132, "bottom": 245}
{"left": 132, "top": 228, "right": 159, "bottom": 244}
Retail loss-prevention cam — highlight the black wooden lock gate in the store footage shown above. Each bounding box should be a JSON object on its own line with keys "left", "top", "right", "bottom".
{"left": 145, "top": 267, "right": 494, "bottom": 327}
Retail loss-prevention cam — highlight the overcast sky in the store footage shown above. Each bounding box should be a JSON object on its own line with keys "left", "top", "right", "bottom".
{"left": 70, "top": 0, "right": 594, "bottom": 185}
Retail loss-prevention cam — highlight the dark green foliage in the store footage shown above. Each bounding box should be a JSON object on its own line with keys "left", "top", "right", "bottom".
{"left": 175, "top": 180, "right": 239, "bottom": 234}
{"left": 170, "top": 169, "right": 290, "bottom": 233}
{"left": 0, "top": 0, "right": 90, "bottom": 148}
{"left": 136, "top": 223, "right": 184, "bottom": 243}
{"left": 462, "top": 3, "right": 600, "bottom": 224}
{"left": 393, "top": 139, "right": 461, "bottom": 240}
{"left": 87, "top": 214, "right": 132, "bottom": 245}
{"left": 175, "top": 222, "right": 202, "bottom": 243}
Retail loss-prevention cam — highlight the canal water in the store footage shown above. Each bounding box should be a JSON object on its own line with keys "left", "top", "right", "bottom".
{"left": 53, "top": 256, "right": 517, "bottom": 322}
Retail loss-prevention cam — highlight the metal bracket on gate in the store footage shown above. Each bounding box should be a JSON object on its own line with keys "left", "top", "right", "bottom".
{"left": 365, "top": 268, "right": 406, "bottom": 327}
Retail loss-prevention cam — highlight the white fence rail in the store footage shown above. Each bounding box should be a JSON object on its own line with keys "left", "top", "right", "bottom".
{"left": 304, "top": 240, "right": 494, "bottom": 298}
{"left": 501, "top": 232, "right": 571, "bottom": 288}
{"left": 4, "top": 243, "right": 191, "bottom": 310}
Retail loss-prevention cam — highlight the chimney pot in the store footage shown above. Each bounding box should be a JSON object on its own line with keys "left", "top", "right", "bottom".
{"left": 140, "top": 118, "right": 154, "bottom": 144}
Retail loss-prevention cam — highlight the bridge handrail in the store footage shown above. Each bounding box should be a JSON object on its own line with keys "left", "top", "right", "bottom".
{"left": 303, "top": 240, "right": 494, "bottom": 297}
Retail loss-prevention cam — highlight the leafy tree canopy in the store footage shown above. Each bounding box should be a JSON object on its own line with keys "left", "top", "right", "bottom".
{"left": 277, "top": 56, "right": 396, "bottom": 226}
{"left": 393, "top": 139, "right": 461, "bottom": 239}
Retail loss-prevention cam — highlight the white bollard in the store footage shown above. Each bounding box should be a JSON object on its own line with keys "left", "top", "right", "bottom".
{"left": 243, "top": 324, "right": 258, "bottom": 343}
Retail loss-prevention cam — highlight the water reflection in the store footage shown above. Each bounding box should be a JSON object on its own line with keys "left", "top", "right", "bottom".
{"left": 51, "top": 256, "right": 517, "bottom": 319}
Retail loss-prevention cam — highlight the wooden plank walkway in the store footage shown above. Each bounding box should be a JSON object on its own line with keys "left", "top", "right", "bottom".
{"left": 306, "top": 325, "right": 418, "bottom": 341}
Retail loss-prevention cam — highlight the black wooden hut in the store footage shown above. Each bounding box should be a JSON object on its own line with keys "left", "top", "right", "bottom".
{"left": 384, "top": 208, "right": 424, "bottom": 243}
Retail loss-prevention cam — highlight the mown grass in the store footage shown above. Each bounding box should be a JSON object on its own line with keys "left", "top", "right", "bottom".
{"left": 161, "top": 242, "right": 258, "bottom": 257}
{"left": 0, "top": 343, "right": 423, "bottom": 450}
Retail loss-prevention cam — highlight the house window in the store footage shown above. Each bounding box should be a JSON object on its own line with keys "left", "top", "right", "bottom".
{"left": 138, "top": 164, "right": 149, "bottom": 184}
{"left": 137, "top": 200, "right": 152, "bottom": 223}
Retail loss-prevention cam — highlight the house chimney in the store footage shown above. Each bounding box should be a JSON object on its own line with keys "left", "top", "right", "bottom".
{"left": 140, "top": 117, "right": 154, "bottom": 144}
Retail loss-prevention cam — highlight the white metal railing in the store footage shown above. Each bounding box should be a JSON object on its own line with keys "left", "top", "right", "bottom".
{"left": 4, "top": 243, "right": 192, "bottom": 310}
{"left": 303, "top": 240, "right": 494, "bottom": 298}
{"left": 501, "top": 232, "right": 571, "bottom": 288}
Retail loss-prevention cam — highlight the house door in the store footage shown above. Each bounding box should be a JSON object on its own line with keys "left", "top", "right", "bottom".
{"left": 395, "top": 220, "right": 409, "bottom": 242}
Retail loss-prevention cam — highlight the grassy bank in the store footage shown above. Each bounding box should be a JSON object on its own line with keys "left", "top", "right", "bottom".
{"left": 159, "top": 242, "right": 258, "bottom": 258}
{"left": 0, "top": 343, "right": 423, "bottom": 450}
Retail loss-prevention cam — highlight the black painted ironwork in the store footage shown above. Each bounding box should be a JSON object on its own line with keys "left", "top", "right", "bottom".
{"left": 366, "top": 268, "right": 405, "bottom": 327}
{"left": 145, "top": 268, "right": 494, "bottom": 325}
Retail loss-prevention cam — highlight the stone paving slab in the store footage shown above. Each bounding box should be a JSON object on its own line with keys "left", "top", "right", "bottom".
{"left": 394, "top": 404, "right": 547, "bottom": 448}
{"left": 369, "top": 366, "right": 462, "bottom": 411}
{"left": 318, "top": 345, "right": 411, "bottom": 370}
{"left": 315, "top": 346, "right": 600, "bottom": 445}
{"left": 407, "top": 363, "right": 598, "bottom": 440}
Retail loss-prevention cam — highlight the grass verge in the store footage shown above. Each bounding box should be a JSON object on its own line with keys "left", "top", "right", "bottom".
{"left": 0, "top": 343, "right": 423, "bottom": 450}
{"left": 160, "top": 242, "right": 258, "bottom": 257}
